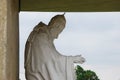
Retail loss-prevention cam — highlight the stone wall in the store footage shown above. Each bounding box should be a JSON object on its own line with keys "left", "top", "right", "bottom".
{"left": 0, "top": 0, "right": 19, "bottom": 80}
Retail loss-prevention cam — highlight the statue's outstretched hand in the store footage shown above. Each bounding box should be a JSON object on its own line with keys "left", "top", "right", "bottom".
{"left": 73, "top": 55, "right": 85, "bottom": 64}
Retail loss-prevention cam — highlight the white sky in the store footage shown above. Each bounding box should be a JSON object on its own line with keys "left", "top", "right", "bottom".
{"left": 19, "top": 12, "right": 120, "bottom": 80}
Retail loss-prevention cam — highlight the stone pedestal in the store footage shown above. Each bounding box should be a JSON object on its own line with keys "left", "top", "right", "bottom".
{"left": 0, "top": 0, "right": 19, "bottom": 80}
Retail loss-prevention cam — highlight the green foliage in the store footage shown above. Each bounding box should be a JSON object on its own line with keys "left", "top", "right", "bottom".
{"left": 76, "top": 65, "right": 100, "bottom": 80}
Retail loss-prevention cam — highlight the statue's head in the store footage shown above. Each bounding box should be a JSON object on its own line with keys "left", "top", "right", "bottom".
{"left": 48, "top": 14, "right": 66, "bottom": 39}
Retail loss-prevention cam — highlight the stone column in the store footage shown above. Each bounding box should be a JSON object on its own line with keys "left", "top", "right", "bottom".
{"left": 0, "top": 0, "right": 19, "bottom": 80}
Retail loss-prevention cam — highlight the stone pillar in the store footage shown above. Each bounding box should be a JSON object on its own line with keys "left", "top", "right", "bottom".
{"left": 0, "top": 0, "right": 19, "bottom": 80}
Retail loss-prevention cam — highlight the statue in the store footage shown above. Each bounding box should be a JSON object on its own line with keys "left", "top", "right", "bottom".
{"left": 24, "top": 14, "right": 85, "bottom": 80}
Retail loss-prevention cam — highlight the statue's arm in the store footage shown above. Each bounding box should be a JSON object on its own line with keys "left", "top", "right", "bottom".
{"left": 67, "top": 55, "right": 85, "bottom": 64}
{"left": 57, "top": 52, "right": 85, "bottom": 64}
{"left": 55, "top": 50, "right": 85, "bottom": 64}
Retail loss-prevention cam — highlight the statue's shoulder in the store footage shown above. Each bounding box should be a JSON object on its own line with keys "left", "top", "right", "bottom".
{"left": 27, "top": 22, "right": 48, "bottom": 42}
{"left": 33, "top": 22, "right": 48, "bottom": 33}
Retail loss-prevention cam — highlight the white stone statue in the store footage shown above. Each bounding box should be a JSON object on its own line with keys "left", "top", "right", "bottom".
{"left": 24, "top": 14, "right": 85, "bottom": 80}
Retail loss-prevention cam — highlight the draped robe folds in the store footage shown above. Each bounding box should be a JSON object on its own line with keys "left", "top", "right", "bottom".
{"left": 25, "top": 23, "right": 75, "bottom": 80}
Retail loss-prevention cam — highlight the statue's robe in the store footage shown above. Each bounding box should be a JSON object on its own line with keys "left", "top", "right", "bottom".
{"left": 25, "top": 22, "right": 75, "bottom": 80}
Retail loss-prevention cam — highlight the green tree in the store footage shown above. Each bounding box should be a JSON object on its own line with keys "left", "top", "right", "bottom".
{"left": 76, "top": 65, "right": 100, "bottom": 80}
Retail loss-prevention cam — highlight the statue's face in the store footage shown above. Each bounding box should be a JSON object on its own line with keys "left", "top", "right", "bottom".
{"left": 50, "top": 22, "right": 65, "bottom": 39}
{"left": 48, "top": 15, "right": 66, "bottom": 39}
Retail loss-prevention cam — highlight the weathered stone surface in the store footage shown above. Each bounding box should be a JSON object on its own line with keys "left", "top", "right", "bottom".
{"left": 0, "top": 0, "right": 7, "bottom": 79}
{"left": 0, "top": 0, "right": 19, "bottom": 80}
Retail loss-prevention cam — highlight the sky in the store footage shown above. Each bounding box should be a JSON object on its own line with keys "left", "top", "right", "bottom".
{"left": 19, "top": 12, "right": 120, "bottom": 80}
